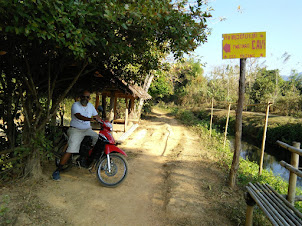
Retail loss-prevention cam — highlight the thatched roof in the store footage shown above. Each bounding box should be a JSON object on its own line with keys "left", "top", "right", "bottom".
{"left": 101, "top": 77, "right": 152, "bottom": 100}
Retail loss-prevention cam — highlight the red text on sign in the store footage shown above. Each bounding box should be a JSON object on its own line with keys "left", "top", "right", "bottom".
{"left": 252, "top": 40, "right": 266, "bottom": 49}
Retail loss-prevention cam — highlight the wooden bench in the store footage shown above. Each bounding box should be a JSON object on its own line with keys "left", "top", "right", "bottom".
{"left": 245, "top": 182, "right": 302, "bottom": 225}
{"left": 245, "top": 141, "right": 302, "bottom": 225}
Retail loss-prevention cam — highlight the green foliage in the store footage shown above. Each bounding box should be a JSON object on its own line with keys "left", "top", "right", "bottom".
{"left": 248, "top": 69, "right": 284, "bottom": 110}
{"left": 154, "top": 59, "right": 208, "bottom": 105}
{"left": 0, "top": 0, "right": 211, "bottom": 74}
{"left": 0, "top": 154, "right": 13, "bottom": 171}
{"left": 149, "top": 70, "right": 173, "bottom": 101}
{"left": 0, "top": 195, "right": 11, "bottom": 225}
{"left": 151, "top": 58, "right": 302, "bottom": 117}
{"left": 265, "top": 123, "right": 302, "bottom": 149}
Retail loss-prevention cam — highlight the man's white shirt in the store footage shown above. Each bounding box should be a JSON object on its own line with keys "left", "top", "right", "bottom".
{"left": 70, "top": 101, "right": 98, "bottom": 129}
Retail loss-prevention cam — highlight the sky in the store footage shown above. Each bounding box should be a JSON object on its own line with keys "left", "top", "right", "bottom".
{"left": 194, "top": 0, "right": 302, "bottom": 77}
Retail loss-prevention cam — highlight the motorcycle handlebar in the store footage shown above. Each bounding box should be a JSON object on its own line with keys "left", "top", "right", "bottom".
{"left": 92, "top": 117, "right": 104, "bottom": 124}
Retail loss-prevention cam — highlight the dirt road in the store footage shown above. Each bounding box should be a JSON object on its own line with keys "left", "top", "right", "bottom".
{"left": 1, "top": 109, "right": 242, "bottom": 225}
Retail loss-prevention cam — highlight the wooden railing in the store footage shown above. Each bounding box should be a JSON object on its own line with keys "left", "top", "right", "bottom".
{"left": 245, "top": 141, "right": 302, "bottom": 225}
{"left": 277, "top": 140, "right": 302, "bottom": 204}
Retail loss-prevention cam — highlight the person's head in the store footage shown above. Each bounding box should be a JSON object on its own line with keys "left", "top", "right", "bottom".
{"left": 79, "top": 90, "right": 91, "bottom": 106}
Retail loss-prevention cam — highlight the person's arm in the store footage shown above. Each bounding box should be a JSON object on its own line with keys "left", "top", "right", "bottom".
{"left": 74, "top": 113, "right": 93, "bottom": 121}
{"left": 92, "top": 114, "right": 102, "bottom": 123}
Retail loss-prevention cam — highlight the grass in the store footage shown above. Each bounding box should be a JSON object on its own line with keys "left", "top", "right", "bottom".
{"left": 0, "top": 195, "right": 11, "bottom": 225}
{"left": 156, "top": 103, "right": 302, "bottom": 224}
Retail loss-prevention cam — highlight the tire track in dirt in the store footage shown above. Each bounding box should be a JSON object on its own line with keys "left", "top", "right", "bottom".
{"left": 148, "top": 109, "right": 235, "bottom": 225}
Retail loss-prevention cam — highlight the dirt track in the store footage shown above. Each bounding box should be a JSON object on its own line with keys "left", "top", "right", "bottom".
{"left": 1, "top": 108, "right": 242, "bottom": 225}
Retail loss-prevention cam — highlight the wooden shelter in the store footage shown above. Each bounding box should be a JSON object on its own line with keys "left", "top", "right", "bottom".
{"left": 93, "top": 75, "right": 151, "bottom": 132}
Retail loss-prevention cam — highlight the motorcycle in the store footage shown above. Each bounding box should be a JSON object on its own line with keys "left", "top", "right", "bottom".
{"left": 54, "top": 106, "right": 128, "bottom": 187}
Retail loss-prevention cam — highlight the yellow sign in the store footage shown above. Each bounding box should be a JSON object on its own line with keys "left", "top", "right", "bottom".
{"left": 222, "top": 32, "right": 266, "bottom": 59}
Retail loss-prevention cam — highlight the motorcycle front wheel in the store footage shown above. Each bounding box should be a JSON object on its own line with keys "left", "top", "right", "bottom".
{"left": 96, "top": 153, "right": 128, "bottom": 187}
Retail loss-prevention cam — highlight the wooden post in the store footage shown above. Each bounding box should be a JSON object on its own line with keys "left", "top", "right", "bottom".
{"left": 210, "top": 97, "right": 214, "bottom": 137}
{"left": 129, "top": 97, "right": 135, "bottom": 119}
{"left": 113, "top": 96, "right": 118, "bottom": 120}
{"left": 95, "top": 92, "right": 100, "bottom": 109}
{"left": 245, "top": 205, "right": 254, "bottom": 226}
{"left": 245, "top": 192, "right": 256, "bottom": 226}
{"left": 109, "top": 92, "right": 115, "bottom": 121}
{"left": 125, "top": 97, "right": 128, "bottom": 109}
{"left": 101, "top": 94, "right": 107, "bottom": 119}
{"left": 259, "top": 102, "right": 271, "bottom": 175}
{"left": 229, "top": 58, "right": 246, "bottom": 188}
{"left": 287, "top": 142, "right": 300, "bottom": 205}
{"left": 224, "top": 103, "right": 231, "bottom": 148}
{"left": 124, "top": 109, "right": 128, "bottom": 132}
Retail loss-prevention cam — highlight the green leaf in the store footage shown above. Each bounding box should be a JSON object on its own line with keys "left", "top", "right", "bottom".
{"left": 121, "top": 23, "right": 128, "bottom": 30}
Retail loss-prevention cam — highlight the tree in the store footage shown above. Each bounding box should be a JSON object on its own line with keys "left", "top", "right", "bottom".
{"left": 207, "top": 65, "right": 239, "bottom": 104}
{"left": 168, "top": 59, "right": 206, "bottom": 105}
{"left": 149, "top": 69, "right": 174, "bottom": 101}
{"left": 0, "top": 0, "right": 211, "bottom": 178}
{"left": 248, "top": 69, "right": 284, "bottom": 111}
{"left": 278, "top": 70, "right": 302, "bottom": 116}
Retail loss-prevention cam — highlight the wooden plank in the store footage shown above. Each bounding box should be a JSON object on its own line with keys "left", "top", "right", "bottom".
{"left": 255, "top": 183, "right": 301, "bottom": 225}
{"left": 277, "top": 140, "right": 302, "bottom": 156}
{"left": 249, "top": 183, "right": 289, "bottom": 225}
{"left": 264, "top": 183, "right": 302, "bottom": 220}
{"left": 264, "top": 184, "right": 302, "bottom": 225}
{"left": 246, "top": 184, "right": 280, "bottom": 225}
{"left": 116, "top": 124, "right": 139, "bottom": 143}
{"left": 280, "top": 161, "right": 302, "bottom": 178}
{"left": 248, "top": 182, "right": 302, "bottom": 225}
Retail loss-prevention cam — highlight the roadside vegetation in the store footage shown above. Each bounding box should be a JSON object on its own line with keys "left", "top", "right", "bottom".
{"left": 156, "top": 103, "right": 302, "bottom": 224}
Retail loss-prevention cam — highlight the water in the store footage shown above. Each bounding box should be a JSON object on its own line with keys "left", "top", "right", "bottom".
{"left": 229, "top": 139, "right": 302, "bottom": 188}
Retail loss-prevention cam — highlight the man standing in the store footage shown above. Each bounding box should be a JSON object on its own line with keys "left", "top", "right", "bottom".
{"left": 52, "top": 90, "right": 101, "bottom": 181}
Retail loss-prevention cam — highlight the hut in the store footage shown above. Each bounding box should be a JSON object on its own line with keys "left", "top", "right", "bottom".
{"left": 92, "top": 73, "right": 151, "bottom": 132}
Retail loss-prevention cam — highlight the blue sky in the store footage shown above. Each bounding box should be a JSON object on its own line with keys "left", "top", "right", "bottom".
{"left": 194, "top": 0, "right": 302, "bottom": 77}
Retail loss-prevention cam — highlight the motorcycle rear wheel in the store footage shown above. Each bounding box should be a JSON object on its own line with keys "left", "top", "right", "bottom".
{"left": 96, "top": 153, "right": 128, "bottom": 187}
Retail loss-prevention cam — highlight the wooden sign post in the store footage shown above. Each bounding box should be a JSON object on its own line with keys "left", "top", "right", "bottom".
{"left": 222, "top": 32, "right": 266, "bottom": 187}
{"left": 224, "top": 103, "right": 231, "bottom": 148}
{"left": 229, "top": 58, "right": 246, "bottom": 187}
{"left": 210, "top": 97, "right": 214, "bottom": 137}
{"left": 259, "top": 102, "right": 271, "bottom": 175}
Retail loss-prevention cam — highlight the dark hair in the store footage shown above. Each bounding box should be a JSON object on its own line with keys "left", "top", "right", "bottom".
{"left": 78, "top": 89, "right": 91, "bottom": 96}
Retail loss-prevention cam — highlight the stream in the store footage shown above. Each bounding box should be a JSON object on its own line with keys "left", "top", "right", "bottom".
{"left": 230, "top": 139, "right": 302, "bottom": 188}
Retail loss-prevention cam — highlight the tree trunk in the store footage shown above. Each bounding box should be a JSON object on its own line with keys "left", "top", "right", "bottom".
{"left": 137, "top": 72, "right": 154, "bottom": 118}
{"left": 21, "top": 62, "right": 89, "bottom": 179}
{"left": 24, "top": 149, "right": 43, "bottom": 180}
{"left": 6, "top": 82, "right": 15, "bottom": 149}
{"left": 229, "top": 58, "right": 246, "bottom": 188}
